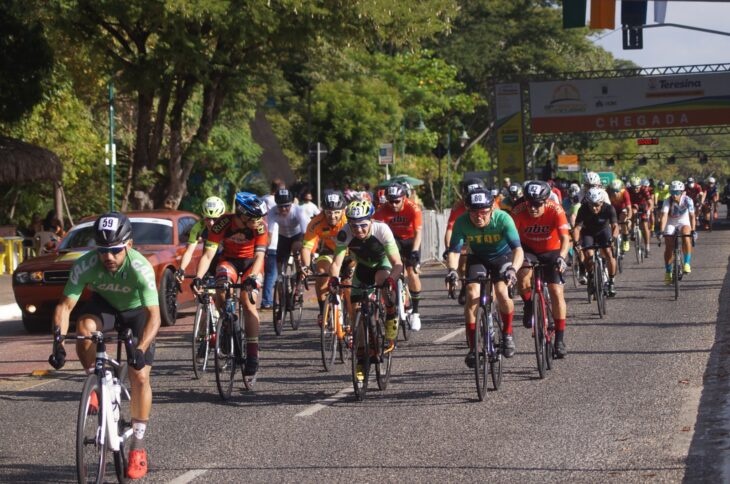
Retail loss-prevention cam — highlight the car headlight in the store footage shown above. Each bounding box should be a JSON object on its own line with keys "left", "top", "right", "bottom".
{"left": 14, "top": 272, "right": 29, "bottom": 284}
{"left": 30, "top": 271, "right": 44, "bottom": 282}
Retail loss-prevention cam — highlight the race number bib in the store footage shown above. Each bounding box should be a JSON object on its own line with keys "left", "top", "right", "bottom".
{"left": 470, "top": 192, "right": 487, "bottom": 205}
{"left": 527, "top": 184, "right": 542, "bottom": 196}
{"left": 326, "top": 193, "right": 340, "bottom": 204}
{"left": 98, "top": 217, "right": 119, "bottom": 231}
{"left": 387, "top": 186, "right": 400, "bottom": 197}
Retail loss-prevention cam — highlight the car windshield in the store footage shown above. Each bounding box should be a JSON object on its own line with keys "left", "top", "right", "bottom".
{"left": 58, "top": 218, "right": 174, "bottom": 250}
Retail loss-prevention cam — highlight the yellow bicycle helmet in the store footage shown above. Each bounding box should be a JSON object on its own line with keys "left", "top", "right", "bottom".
{"left": 345, "top": 199, "right": 374, "bottom": 221}
{"left": 202, "top": 196, "right": 226, "bottom": 218}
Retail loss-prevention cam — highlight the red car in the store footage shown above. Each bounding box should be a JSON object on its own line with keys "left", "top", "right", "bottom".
{"left": 12, "top": 210, "right": 202, "bottom": 333}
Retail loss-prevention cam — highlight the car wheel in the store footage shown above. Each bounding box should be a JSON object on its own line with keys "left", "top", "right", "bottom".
{"left": 159, "top": 268, "right": 178, "bottom": 327}
{"left": 22, "top": 314, "right": 49, "bottom": 333}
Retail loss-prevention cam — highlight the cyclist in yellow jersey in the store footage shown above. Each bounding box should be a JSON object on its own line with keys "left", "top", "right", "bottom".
{"left": 176, "top": 196, "right": 226, "bottom": 282}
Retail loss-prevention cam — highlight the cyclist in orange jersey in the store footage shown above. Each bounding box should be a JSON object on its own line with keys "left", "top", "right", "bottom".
{"left": 374, "top": 182, "right": 423, "bottom": 330}
{"left": 511, "top": 181, "right": 571, "bottom": 358}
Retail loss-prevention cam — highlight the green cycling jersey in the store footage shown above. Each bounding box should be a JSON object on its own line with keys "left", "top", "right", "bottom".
{"left": 448, "top": 209, "right": 521, "bottom": 260}
{"left": 186, "top": 219, "right": 208, "bottom": 244}
{"left": 64, "top": 248, "right": 159, "bottom": 312}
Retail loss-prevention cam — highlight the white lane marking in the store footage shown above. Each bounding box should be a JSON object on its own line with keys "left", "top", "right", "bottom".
{"left": 0, "top": 303, "right": 21, "bottom": 322}
{"left": 434, "top": 328, "right": 464, "bottom": 344}
{"left": 167, "top": 469, "right": 208, "bottom": 484}
{"left": 295, "top": 387, "right": 353, "bottom": 417}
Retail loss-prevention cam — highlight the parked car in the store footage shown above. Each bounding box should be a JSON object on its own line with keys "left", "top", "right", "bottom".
{"left": 12, "top": 210, "right": 202, "bottom": 333}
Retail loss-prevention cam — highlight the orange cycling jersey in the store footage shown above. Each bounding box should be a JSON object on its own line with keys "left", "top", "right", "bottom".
{"left": 511, "top": 200, "right": 570, "bottom": 253}
{"left": 373, "top": 199, "right": 422, "bottom": 239}
{"left": 302, "top": 212, "right": 347, "bottom": 253}
{"left": 205, "top": 214, "right": 268, "bottom": 259}
{"left": 447, "top": 200, "right": 466, "bottom": 230}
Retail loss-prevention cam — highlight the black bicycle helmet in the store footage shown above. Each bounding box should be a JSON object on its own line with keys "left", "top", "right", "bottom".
{"left": 523, "top": 180, "right": 552, "bottom": 203}
{"left": 93, "top": 212, "right": 133, "bottom": 247}
{"left": 385, "top": 183, "right": 406, "bottom": 201}
{"left": 235, "top": 192, "right": 268, "bottom": 218}
{"left": 322, "top": 190, "right": 346, "bottom": 210}
{"left": 460, "top": 177, "right": 486, "bottom": 197}
{"left": 464, "top": 188, "right": 494, "bottom": 210}
{"left": 274, "top": 188, "right": 294, "bottom": 206}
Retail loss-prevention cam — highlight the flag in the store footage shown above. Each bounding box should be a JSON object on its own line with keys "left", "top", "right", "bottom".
{"left": 590, "top": 0, "right": 615, "bottom": 29}
{"left": 621, "top": 0, "right": 647, "bottom": 27}
{"left": 563, "top": 0, "right": 587, "bottom": 29}
{"left": 654, "top": 1, "right": 668, "bottom": 24}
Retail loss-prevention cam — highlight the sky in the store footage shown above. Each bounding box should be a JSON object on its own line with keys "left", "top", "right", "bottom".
{"left": 590, "top": 1, "right": 730, "bottom": 68}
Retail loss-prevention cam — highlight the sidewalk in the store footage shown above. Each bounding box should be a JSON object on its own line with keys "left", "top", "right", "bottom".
{"left": 0, "top": 275, "right": 21, "bottom": 320}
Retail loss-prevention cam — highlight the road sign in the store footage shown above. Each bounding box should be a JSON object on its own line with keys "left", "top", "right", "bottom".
{"left": 379, "top": 143, "right": 394, "bottom": 165}
{"left": 557, "top": 154, "right": 579, "bottom": 172}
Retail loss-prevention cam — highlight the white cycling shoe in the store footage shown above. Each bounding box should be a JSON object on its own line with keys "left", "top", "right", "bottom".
{"left": 409, "top": 313, "right": 421, "bottom": 331}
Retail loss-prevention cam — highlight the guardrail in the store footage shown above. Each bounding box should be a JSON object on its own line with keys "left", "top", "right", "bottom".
{"left": 421, "top": 209, "right": 450, "bottom": 264}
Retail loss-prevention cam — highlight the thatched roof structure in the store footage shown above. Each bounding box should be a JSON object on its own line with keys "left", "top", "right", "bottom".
{"left": 0, "top": 136, "right": 62, "bottom": 184}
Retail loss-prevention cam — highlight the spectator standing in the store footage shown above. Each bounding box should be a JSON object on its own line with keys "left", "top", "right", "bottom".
{"left": 299, "top": 191, "right": 321, "bottom": 220}
{"left": 261, "top": 179, "right": 283, "bottom": 309}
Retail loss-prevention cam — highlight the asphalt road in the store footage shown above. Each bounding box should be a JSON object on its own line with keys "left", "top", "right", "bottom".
{"left": 1, "top": 220, "right": 730, "bottom": 483}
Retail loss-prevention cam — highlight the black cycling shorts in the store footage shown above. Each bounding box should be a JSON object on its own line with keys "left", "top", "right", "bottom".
{"left": 466, "top": 253, "right": 512, "bottom": 283}
{"left": 78, "top": 294, "right": 156, "bottom": 365}
{"left": 581, "top": 226, "right": 612, "bottom": 249}
{"left": 521, "top": 249, "right": 563, "bottom": 285}
{"left": 276, "top": 233, "right": 304, "bottom": 267}
{"left": 395, "top": 237, "right": 418, "bottom": 268}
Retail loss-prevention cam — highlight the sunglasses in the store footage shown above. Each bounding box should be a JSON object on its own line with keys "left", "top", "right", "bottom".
{"left": 670, "top": 190, "right": 683, "bottom": 196}
{"left": 349, "top": 221, "right": 370, "bottom": 229}
{"left": 388, "top": 198, "right": 403, "bottom": 204}
{"left": 528, "top": 201, "right": 544, "bottom": 209}
{"left": 97, "top": 246, "right": 125, "bottom": 255}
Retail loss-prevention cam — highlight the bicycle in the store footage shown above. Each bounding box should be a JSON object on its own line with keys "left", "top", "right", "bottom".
{"left": 527, "top": 262, "right": 559, "bottom": 379}
{"left": 462, "top": 272, "right": 504, "bottom": 401}
{"left": 614, "top": 221, "right": 630, "bottom": 274}
{"left": 311, "top": 274, "right": 350, "bottom": 371}
{"left": 396, "top": 273, "right": 413, "bottom": 341}
{"left": 54, "top": 328, "right": 136, "bottom": 483}
{"left": 272, "top": 252, "right": 304, "bottom": 336}
{"left": 660, "top": 232, "right": 695, "bottom": 301}
{"left": 191, "top": 275, "right": 218, "bottom": 380}
{"left": 335, "top": 281, "right": 394, "bottom": 401}
{"left": 581, "top": 244, "right": 610, "bottom": 318}
{"left": 631, "top": 212, "right": 646, "bottom": 264}
{"left": 569, "top": 245, "right": 580, "bottom": 288}
{"left": 214, "top": 278, "right": 257, "bottom": 399}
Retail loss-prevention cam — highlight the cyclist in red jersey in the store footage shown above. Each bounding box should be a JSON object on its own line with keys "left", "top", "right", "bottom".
{"left": 512, "top": 181, "right": 571, "bottom": 358}
{"left": 608, "top": 179, "right": 633, "bottom": 253}
{"left": 444, "top": 178, "right": 485, "bottom": 304}
{"left": 628, "top": 176, "right": 654, "bottom": 257}
{"left": 686, "top": 177, "right": 706, "bottom": 208}
{"left": 374, "top": 182, "right": 424, "bottom": 330}
{"left": 192, "top": 192, "right": 268, "bottom": 377}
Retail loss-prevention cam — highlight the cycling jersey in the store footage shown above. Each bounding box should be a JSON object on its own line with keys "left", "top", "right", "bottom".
{"left": 267, "top": 204, "right": 309, "bottom": 238}
{"left": 186, "top": 219, "right": 208, "bottom": 244}
{"left": 609, "top": 189, "right": 631, "bottom": 213}
{"left": 64, "top": 248, "right": 158, "bottom": 312}
{"left": 662, "top": 194, "right": 694, "bottom": 226}
{"left": 449, "top": 209, "right": 521, "bottom": 260}
{"left": 205, "top": 214, "right": 268, "bottom": 259}
{"left": 334, "top": 221, "right": 399, "bottom": 269}
{"left": 654, "top": 187, "right": 670, "bottom": 203}
{"left": 373, "top": 199, "right": 422, "bottom": 239}
{"left": 686, "top": 184, "right": 704, "bottom": 202}
{"left": 447, "top": 200, "right": 467, "bottom": 230}
{"left": 574, "top": 202, "right": 617, "bottom": 234}
{"left": 629, "top": 187, "right": 652, "bottom": 211}
{"left": 511, "top": 200, "right": 570, "bottom": 253}
{"left": 302, "top": 212, "right": 348, "bottom": 255}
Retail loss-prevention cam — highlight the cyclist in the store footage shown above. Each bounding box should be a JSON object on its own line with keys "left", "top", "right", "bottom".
{"left": 701, "top": 176, "right": 719, "bottom": 229}
{"left": 653, "top": 180, "right": 670, "bottom": 236}
{"left": 628, "top": 175, "right": 653, "bottom": 258}
{"left": 49, "top": 212, "right": 159, "bottom": 479}
{"left": 573, "top": 187, "right": 619, "bottom": 297}
{"left": 511, "top": 181, "right": 571, "bottom": 357}
{"left": 607, "top": 179, "right": 633, "bottom": 253}
{"left": 329, "top": 199, "right": 403, "bottom": 381}
{"left": 374, "top": 182, "right": 423, "bottom": 331}
{"left": 269, "top": 187, "right": 310, "bottom": 273}
{"left": 582, "top": 172, "right": 610, "bottom": 204}
{"left": 301, "top": 190, "right": 350, "bottom": 327}
{"left": 445, "top": 188, "right": 524, "bottom": 364}
{"left": 444, "top": 178, "right": 486, "bottom": 305}
{"left": 176, "top": 196, "right": 226, "bottom": 282}
{"left": 499, "top": 182, "right": 524, "bottom": 214}
{"left": 192, "top": 192, "right": 268, "bottom": 377}
{"left": 657, "top": 180, "right": 696, "bottom": 282}
{"left": 686, "top": 177, "right": 705, "bottom": 209}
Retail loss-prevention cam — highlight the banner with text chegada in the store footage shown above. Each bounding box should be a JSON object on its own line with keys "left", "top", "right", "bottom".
{"left": 495, "top": 83, "right": 526, "bottom": 182}
{"left": 529, "top": 72, "right": 730, "bottom": 134}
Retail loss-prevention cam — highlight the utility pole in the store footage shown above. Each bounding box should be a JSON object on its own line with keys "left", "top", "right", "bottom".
{"left": 106, "top": 81, "right": 116, "bottom": 211}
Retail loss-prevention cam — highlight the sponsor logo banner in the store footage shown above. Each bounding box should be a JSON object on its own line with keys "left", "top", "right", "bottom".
{"left": 495, "top": 83, "right": 526, "bottom": 180}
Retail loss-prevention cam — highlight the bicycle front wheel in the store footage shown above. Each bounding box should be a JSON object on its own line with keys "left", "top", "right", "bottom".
{"left": 489, "top": 307, "right": 503, "bottom": 391}
{"left": 674, "top": 250, "right": 681, "bottom": 300}
{"left": 320, "top": 303, "right": 338, "bottom": 371}
{"left": 351, "top": 312, "right": 369, "bottom": 401}
{"left": 615, "top": 235, "right": 623, "bottom": 274}
{"left": 595, "top": 259, "right": 606, "bottom": 318}
{"left": 635, "top": 229, "right": 643, "bottom": 264}
{"left": 272, "top": 280, "right": 284, "bottom": 336}
{"left": 76, "top": 374, "right": 106, "bottom": 484}
{"left": 533, "top": 291, "right": 547, "bottom": 379}
{"left": 398, "top": 280, "right": 410, "bottom": 342}
{"left": 192, "top": 303, "right": 214, "bottom": 380}
{"left": 375, "top": 310, "right": 392, "bottom": 391}
{"left": 474, "top": 305, "right": 489, "bottom": 401}
{"left": 214, "top": 318, "right": 236, "bottom": 400}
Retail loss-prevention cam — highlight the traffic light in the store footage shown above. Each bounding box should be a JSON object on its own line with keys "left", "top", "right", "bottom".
{"left": 699, "top": 152, "right": 708, "bottom": 164}
{"left": 606, "top": 157, "right": 615, "bottom": 167}
{"left": 667, "top": 155, "right": 676, "bottom": 165}
{"left": 638, "top": 156, "right": 647, "bottom": 166}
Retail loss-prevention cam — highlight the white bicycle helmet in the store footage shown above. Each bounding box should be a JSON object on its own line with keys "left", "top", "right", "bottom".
{"left": 586, "top": 187, "right": 604, "bottom": 205}
{"left": 707, "top": 176, "right": 716, "bottom": 184}
{"left": 641, "top": 178, "right": 650, "bottom": 187}
{"left": 670, "top": 180, "right": 685, "bottom": 193}
{"left": 568, "top": 183, "right": 581, "bottom": 197}
{"left": 202, "top": 196, "right": 226, "bottom": 218}
{"left": 584, "top": 171, "right": 601, "bottom": 187}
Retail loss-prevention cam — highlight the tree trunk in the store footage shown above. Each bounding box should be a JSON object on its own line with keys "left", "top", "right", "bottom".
{"left": 164, "top": 76, "right": 196, "bottom": 208}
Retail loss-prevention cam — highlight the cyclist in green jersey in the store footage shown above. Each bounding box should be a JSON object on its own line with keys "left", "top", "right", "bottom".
{"left": 329, "top": 199, "right": 403, "bottom": 381}
{"left": 445, "top": 188, "right": 524, "bottom": 363}
{"left": 49, "top": 212, "right": 159, "bottom": 479}
{"left": 176, "top": 196, "right": 226, "bottom": 282}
